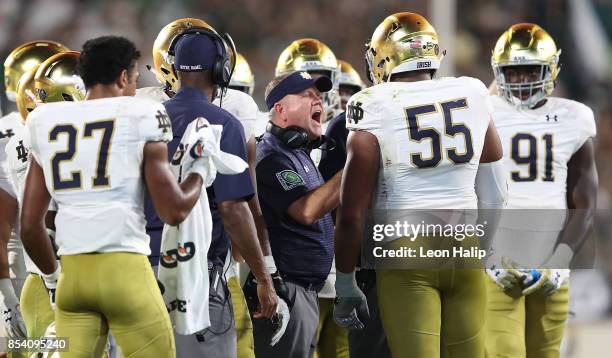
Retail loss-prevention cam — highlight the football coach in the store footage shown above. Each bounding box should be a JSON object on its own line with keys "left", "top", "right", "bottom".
{"left": 250, "top": 71, "right": 343, "bottom": 358}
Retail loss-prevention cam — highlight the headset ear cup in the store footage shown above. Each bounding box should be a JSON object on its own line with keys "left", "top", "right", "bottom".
{"left": 212, "top": 54, "right": 224, "bottom": 85}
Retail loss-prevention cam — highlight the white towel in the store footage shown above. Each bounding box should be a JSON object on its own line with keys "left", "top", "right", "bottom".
{"left": 158, "top": 117, "right": 248, "bottom": 335}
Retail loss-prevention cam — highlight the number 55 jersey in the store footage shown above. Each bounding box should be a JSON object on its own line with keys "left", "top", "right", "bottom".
{"left": 346, "top": 76, "right": 493, "bottom": 210}
{"left": 24, "top": 96, "right": 173, "bottom": 256}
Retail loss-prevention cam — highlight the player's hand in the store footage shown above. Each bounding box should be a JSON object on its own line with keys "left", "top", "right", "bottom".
{"left": 254, "top": 275, "right": 278, "bottom": 320}
{"left": 484, "top": 250, "right": 522, "bottom": 291}
{"left": 0, "top": 278, "right": 27, "bottom": 338}
{"left": 270, "top": 297, "right": 290, "bottom": 346}
{"left": 485, "top": 268, "right": 522, "bottom": 291}
{"left": 334, "top": 271, "right": 369, "bottom": 330}
{"left": 41, "top": 265, "right": 61, "bottom": 310}
{"left": 519, "top": 269, "right": 569, "bottom": 296}
{"left": 3, "top": 304, "right": 27, "bottom": 339}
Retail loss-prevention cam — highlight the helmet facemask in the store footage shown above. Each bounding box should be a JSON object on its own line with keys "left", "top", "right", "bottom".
{"left": 494, "top": 61, "right": 558, "bottom": 109}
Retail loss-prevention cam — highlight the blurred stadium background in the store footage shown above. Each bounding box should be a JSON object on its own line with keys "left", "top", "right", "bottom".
{"left": 0, "top": 0, "right": 611, "bottom": 356}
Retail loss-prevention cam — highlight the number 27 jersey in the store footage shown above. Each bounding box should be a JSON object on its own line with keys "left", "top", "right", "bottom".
{"left": 346, "top": 77, "right": 493, "bottom": 209}
{"left": 25, "top": 96, "right": 173, "bottom": 256}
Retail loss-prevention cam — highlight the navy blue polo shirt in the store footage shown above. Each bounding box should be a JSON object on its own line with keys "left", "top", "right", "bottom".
{"left": 144, "top": 86, "right": 254, "bottom": 266}
{"left": 319, "top": 111, "right": 348, "bottom": 181}
{"left": 256, "top": 132, "right": 334, "bottom": 287}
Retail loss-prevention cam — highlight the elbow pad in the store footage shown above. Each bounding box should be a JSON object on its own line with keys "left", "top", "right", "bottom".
{"left": 475, "top": 159, "right": 507, "bottom": 210}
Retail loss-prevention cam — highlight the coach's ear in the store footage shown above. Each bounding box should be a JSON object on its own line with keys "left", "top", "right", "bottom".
{"left": 117, "top": 69, "right": 128, "bottom": 90}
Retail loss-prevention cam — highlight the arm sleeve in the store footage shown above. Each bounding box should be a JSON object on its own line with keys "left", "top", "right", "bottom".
{"left": 256, "top": 153, "right": 310, "bottom": 217}
{"left": 211, "top": 119, "right": 254, "bottom": 203}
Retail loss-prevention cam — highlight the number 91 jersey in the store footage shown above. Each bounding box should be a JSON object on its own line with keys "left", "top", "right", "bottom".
{"left": 346, "top": 77, "right": 493, "bottom": 209}
{"left": 24, "top": 96, "right": 173, "bottom": 256}
{"left": 491, "top": 96, "right": 596, "bottom": 210}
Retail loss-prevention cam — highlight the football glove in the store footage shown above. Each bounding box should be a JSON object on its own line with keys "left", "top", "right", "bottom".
{"left": 243, "top": 271, "right": 292, "bottom": 346}
{"left": 519, "top": 269, "right": 569, "bottom": 296}
{"left": 0, "top": 278, "right": 27, "bottom": 339}
{"left": 334, "top": 271, "right": 369, "bottom": 330}
{"left": 41, "top": 265, "right": 61, "bottom": 310}
{"left": 484, "top": 251, "right": 522, "bottom": 291}
{"left": 485, "top": 268, "right": 522, "bottom": 291}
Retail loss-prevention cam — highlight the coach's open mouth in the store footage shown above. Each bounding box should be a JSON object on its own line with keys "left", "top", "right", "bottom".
{"left": 312, "top": 110, "right": 322, "bottom": 123}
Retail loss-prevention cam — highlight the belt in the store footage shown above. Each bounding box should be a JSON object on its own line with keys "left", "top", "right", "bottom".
{"left": 281, "top": 275, "right": 325, "bottom": 292}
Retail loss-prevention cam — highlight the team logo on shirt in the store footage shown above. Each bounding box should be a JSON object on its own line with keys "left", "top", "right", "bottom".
{"left": 276, "top": 170, "right": 305, "bottom": 191}
{"left": 347, "top": 101, "right": 364, "bottom": 124}
{"left": 15, "top": 140, "right": 28, "bottom": 163}
{"left": 156, "top": 110, "right": 171, "bottom": 133}
{"left": 160, "top": 242, "right": 196, "bottom": 268}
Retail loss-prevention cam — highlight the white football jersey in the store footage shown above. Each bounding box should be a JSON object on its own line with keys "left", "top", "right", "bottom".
{"left": 213, "top": 88, "right": 259, "bottom": 140}
{"left": 346, "top": 77, "right": 493, "bottom": 210}
{"left": 492, "top": 96, "right": 596, "bottom": 210}
{"left": 25, "top": 96, "right": 173, "bottom": 256}
{"left": 0, "top": 112, "right": 24, "bottom": 197}
{"left": 135, "top": 86, "right": 170, "bottom": 103}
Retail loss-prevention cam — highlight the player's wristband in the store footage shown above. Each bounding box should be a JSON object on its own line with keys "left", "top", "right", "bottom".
{"left": 335, "top": 270, "right": 361, "bottom": 297}
{"left": 264, "top": 255, "right": 277, "bottom": 275}
{"left": 41, "top": 265, "right": 61, "bottom": 289}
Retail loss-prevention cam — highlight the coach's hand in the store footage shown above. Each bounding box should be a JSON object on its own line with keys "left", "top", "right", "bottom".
{"left": 254, "top": 274, "right": 278, "bottom": 320}
{"left": 334, "top": 271, "right": 369, "bottom": 330}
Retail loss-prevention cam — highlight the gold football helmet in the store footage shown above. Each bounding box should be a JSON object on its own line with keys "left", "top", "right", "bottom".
{"left": 4, "top": 40, "right": 69, "bottom": 101}
{"left": 338, "top": 59, "right": 365, "bottom": 110}
{"left": 34, "top": 51, "right": 86, "bottom": 103}
{"left": 152, "top": 18, "right": 216, "bottom": 92}
{"left": 275, "top": 38, "right": 341, "bottom": 118}
{"left": 229, "top": 52, "right": 254, "bottom": 96}
{"left": 338, "top": 59, "right": 365, "bottom": 90}
{"left": 491, "top": 23, "right": 561, "bottom": 108}
{"left": 16, "top": 65, "right": 40, "bottom": 122}
{"left": 366, "top": 12, "right": 443, "bottom": 84}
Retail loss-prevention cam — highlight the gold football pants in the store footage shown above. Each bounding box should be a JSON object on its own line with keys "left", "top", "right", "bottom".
{"left": 313, "top": 297, "right": 349, "bottom": 358}
{"left": 56, "top": 252, "right": 175, "bottom": 358}
{"left": 377, "top": 268, "right": 487, "bottom": 358}
{"left": 228, "top": 276, "right": 255, "bottom": 358}
{"left": 20, "top": 273, "right": 54, "bottom": 339}
{"left": 485, "top": 279, "right": 569, "bottom": 358}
